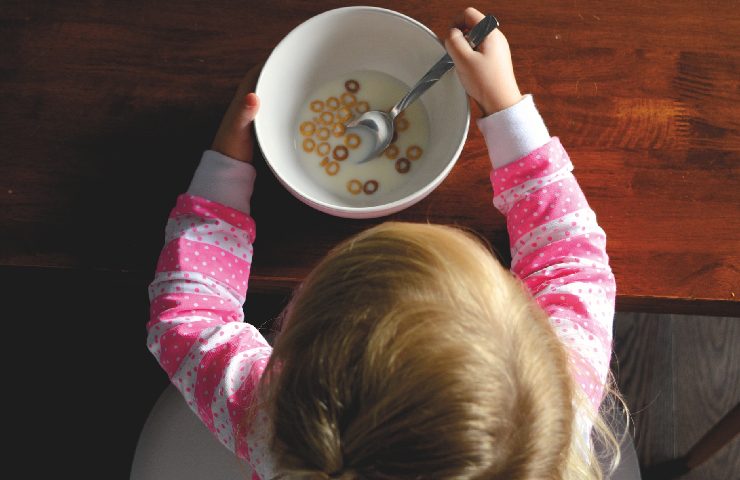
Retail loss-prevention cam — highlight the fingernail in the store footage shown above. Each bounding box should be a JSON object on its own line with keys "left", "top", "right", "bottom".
{"left": 245, "top": 93, "right": 258, "bottom": 108}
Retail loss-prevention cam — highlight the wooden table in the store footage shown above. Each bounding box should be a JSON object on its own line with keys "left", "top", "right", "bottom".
{"left": 2, "top": 0, "right": 738, "bottom": 316}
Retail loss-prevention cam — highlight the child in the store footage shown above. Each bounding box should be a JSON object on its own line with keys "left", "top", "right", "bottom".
{"left": 147, "top": 7, "right": 630, "bottom": 479}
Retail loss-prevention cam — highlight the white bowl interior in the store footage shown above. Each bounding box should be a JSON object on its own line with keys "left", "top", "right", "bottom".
{"left": 255, "top": 7, "right": 469, "bottom": 217}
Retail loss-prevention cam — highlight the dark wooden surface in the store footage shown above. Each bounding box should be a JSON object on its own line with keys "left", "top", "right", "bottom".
{"left": 612, "top": 312, "right": 740, "bottom": 478}
{"left": 1, "top": 0, "right": 738, "bottom": 315}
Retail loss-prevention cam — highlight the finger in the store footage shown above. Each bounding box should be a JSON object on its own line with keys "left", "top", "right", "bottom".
{"left": 444, "top": 27, "right": 475, "bottom": 63}
{"left": 462, "top": 7, "right": 485, "bottom": 29}
{"left": 239, "top": 92, "right": 260, "bottom": 125}
{"left": 451, "top": 6, "right": 485, "bottom": 31}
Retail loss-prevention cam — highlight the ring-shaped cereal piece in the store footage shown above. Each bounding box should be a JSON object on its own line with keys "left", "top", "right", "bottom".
{"left": 326, "top": 96, "right": 340, "bottom": 110}
{"left": 337, "top": 106, "right": 352, "bottom": 123}
{"left": 320, "top": 111, "right": 334, "bottom": 125}
{"left": 395, "top": 117, "right": 409, "bottom": 132}
{"left": 332, "top": 145, "right": 349, "bottom": 161}
{"left": 316, "top": 142, "right": 331, "bottom": 156}
{"left": 310, "top": 100, "right": 324, "bottom": 112}
{"left": 324, "top": 160, "right": 340, "bottom": 176}
{"left": 384, "top": 144, "right": 399, "bottom": 159}
{"left": 395, "top": 157, "right": 411, "bottom": 173}
{"left": 345, "top": 79, "right": 360, "bottom": 93}
{"left": 332, "top": 122, "right": 346, "bottom": 137}
{"left": 347, "top": 179, "right": 363, "bottom": 195}
{"left": 302, "top": 138, "right": 316, "bottom": 153}
{"left": 345, "top": 133, "right": 361, "bottom": 149}
{"left": 299, "top": 121, "right": 315, "bottom": 136}
{"left": 316, "top": 127, "right": 331, "bottom": 141}
{"left": 355, "top": 101, "right": 369, "bottom": 113}
{"left": 340, "top": 92, "right": 356, "bottom": 106}
{"left": 406, "top": 145, "right": 423, "bottom": 160}
{"left": 363, "top": 180, "right": 379, "bottom": 195}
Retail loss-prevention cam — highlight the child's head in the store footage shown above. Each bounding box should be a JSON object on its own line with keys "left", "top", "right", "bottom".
{"left": 258, "top": 222, "right": 623, "bottom": 479}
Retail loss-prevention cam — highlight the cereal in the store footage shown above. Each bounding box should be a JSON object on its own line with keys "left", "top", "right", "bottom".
{"left": 347, "top": 179, "right": 363, "bottom": 194}
{"left": 355, "top": 101, "right": 369, "bottom": 113}
{"left": 326, "top": 162, "right": 339, "bottom": 176}
{"left": 320, "top": 157, "right": 340, "bottom": 176}
{"left": 345, "top": 133, "right": 361, "bottom": 149}
{"left": 310, "top": 100, "right": 324, "bottom": 112}
{"left": 395, "top": 157, "right": 411, "bottom": 173}
{"left": 333, "top": 145, "right": 349, "bottom": 161}
{"left": 326, "top": 96, "right": 340, "bottom": 110}
{"left": 317, "top": 142, "right": 331, "bottom": 156}
{"left": 406, "top": 145, "right": 423, "bottom": 160}
{"left": 302, "top": 138, "right": 316, "bottom": 153}
{"left": 345, "top": 79, "right": 360, "bottom": 93}
{"left": 300, "top": 121, "right": 315, "bottom": 136}
{"left": 336, "top": 106, "right": 352, "bottom": 123}
{"left": 320, "top": 111, "right": 334, "bottom": 125}
{"left": 363, "top": 180, "right": 379, "bottom": 194}
{"left": 316, "top": 127, "right": 330, "bottom": 140}
{"left": 332, "top": 122, "right": 346, "bottom": 137}
{"left": 297, "top": 71, "right": 430, "bottom": 199}
{"left": 395, "top": 117, "right": 409, "bottom": 132}
{"left": 340, "top": 92, "right": 356, "bottom": 106}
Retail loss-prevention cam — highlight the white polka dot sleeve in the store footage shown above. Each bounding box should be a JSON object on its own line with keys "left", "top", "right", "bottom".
{"left": 147, "top": 190, "right": 277, "bottom": 478}
{"left": 479, "top": 126, "right": 616, "bottom": 412}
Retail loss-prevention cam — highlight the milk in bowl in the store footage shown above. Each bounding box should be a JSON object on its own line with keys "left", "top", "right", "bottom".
{"left": 293, "top": 70, "right": 430, "bottom": 207}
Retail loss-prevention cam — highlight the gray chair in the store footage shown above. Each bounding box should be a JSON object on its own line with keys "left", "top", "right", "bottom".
{"left": 132, "top": 385, "right": 643, "bottom": 479}
{"left": 131, "top": 384, "right": 252, "bottom": 480}
{"left": 594, "top": 401, "right": 641, "bottom": 480}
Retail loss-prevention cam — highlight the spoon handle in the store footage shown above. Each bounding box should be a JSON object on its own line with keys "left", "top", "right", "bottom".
{"left": 389, "top": 14, "right": 499, "bottom": 119}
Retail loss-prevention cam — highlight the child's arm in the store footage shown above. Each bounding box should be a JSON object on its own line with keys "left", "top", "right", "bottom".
{"left": 147, "top": 66, "right": 276, "bottom": 475}
{"left": 446, "top": 8, "right": 616, "bottom": 412}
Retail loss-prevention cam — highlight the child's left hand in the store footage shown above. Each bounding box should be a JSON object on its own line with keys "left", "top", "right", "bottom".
{"left": 211, "top": 64, "right": 262, "bottom": 163}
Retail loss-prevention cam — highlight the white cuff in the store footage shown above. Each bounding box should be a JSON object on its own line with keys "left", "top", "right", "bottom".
{"left": 187, "top": 150, "right": 256, "bottom": 214}
{"left": 476, "top": 94, "right": 551, "bottom": 168}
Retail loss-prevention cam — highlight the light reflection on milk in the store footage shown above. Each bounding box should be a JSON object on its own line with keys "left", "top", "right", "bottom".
{"left": 293, "top": 70, "right": 430, "bottom": 206}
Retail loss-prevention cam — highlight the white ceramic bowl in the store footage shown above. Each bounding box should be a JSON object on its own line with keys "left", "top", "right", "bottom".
{"left": 255, "top": 6, "right": 470, "bottom": 218}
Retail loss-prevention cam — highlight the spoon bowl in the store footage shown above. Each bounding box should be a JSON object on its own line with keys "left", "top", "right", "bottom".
{"left": 345, "top": 110, "right": 394, "bottom": 161}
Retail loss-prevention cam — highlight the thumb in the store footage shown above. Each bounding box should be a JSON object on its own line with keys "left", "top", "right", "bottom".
{"left": 239, "top": 92, "right": 260, "bottom": 126}
{"left": 444, "top": 28, "right": 474, "bottom": 65}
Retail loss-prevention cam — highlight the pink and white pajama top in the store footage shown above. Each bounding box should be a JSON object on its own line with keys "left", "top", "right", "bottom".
{"left": 148, "top": 95, "right": 616, "bottom": 477}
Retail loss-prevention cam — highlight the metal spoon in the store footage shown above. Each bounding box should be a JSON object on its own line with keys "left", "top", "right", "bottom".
{"left": 345, "top": 14, "right": 499, "bottom": 164}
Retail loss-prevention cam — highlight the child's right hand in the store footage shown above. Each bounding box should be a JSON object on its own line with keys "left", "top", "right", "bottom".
{"left": 444, "top": 7, "right": 524, "bottom": 116}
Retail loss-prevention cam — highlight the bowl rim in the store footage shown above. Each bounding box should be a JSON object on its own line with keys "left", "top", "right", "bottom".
{"left": 254, "top": 6, "right": 470, "bottom": 218}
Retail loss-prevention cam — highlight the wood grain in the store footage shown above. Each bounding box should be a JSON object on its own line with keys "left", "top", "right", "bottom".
{"left": 612, "top": 312, "right": 675, "bottom": 465}
{"left": 1, "top": 0, "right": 738, "bottom": 315}
{"left": 672, "top": 314, "right": 740, "bottom": 479}
{"left": 612, "top": 312, "right": 740, "bottom": 478}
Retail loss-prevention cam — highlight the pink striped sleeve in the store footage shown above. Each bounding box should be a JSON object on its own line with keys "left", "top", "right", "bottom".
{"left": 147, "top": 193, "right": 272, "bottom": 466}
{"left": 491, "top": 138, "right": 616, "bottom": 411}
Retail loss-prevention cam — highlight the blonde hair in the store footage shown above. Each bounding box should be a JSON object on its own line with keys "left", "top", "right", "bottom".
{"left": 256, "top": 222, "right": 630, "bottom": 479}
